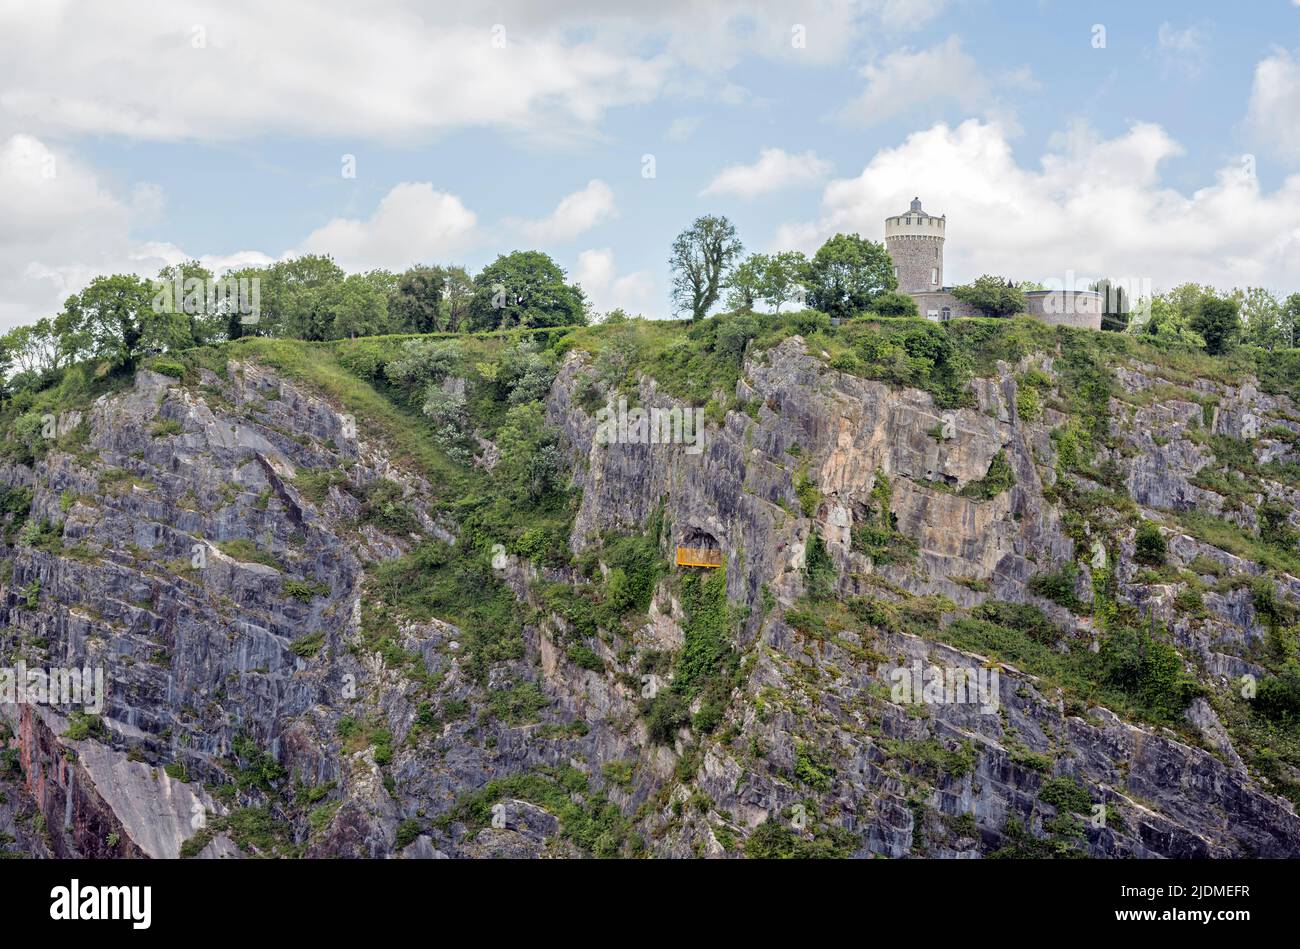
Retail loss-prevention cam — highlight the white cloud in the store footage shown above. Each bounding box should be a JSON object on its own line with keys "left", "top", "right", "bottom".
{"left": 0, "top": 134, "right": 186, "bottom": 329}
{"left": 702, "top": 148, "right": 832, "bottom": 198}
{"left": 1157, "top": 22, "right": 1204, "bottom": 54}
{"left": 0, "top": 3, "right": 666, "bottom": 144}
{"left": 519, "top": 180, "right": 616, "bottom": 243}
{"left": 839, "top": 36, "right": 1027, "bottom": 127}
{"left": 297, "top": 183, "right": 477, "bottom": 272}
{"left": 0, "top": 1, "right": 934, "bottom": 146}
{"left": 666, "top": 116, "right": 703, "bottom": 142}
{"left": 868, "top": 0, "right": 951, "bottom": 31}
{"left": 1246, "top": 47, "right": 1300, "bottom": 162}
{"left": 0, "top": 139, "right": 476, "bottom": 330}
{"left": 574, "top": 248, "right": 658, "bottom": 317}
{"left": 1155, "top": 22, "right": 1208, "bottom": 78}
{"left": 775, "top": 118, "right": 1300, "bottom": 294}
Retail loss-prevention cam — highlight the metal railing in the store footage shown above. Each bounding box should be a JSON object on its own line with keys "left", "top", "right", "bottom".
{"left": 675, "top": 546, "right": 722, "bottom": 568}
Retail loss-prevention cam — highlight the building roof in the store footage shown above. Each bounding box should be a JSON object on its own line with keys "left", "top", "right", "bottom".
{"left": 889, "top": 196, "right": 943, "bottom": 219}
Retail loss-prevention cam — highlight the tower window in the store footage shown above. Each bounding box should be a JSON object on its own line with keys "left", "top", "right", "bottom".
{"left": 931, "top": 268, "right": 938, "bottom": 284}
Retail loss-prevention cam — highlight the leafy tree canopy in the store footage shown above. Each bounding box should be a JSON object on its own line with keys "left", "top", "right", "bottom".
{"left": 803, "top": 233, "right": 896, "bottom": 320}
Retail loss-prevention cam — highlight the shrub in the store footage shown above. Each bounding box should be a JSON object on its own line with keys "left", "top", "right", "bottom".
{"left": 359, "top": 478, "right": 419, "bottom": 535}
{"left": 1255, "top": 664, "right": 1300, "bottom": 724}
{"left": 713, "top": 312, "right": 761, "bottom": 364}
{"left": 488, "top": 681, "right": 548, "bottom": 725}
{"left": 283, "top": 579, "right": 329, "bottom": 602}
{"left": 217, "top": 539, "right": 281, "bottom": 569}
{"left": 871, "top": 290, "right": 919, "bottom": 318}
{"left": 645, "top": 691, "right": 690, "bottom": 744}
{"left": 289, "top": 630, "right": 326, "bottom": 658}
{"left": 795, "top": 471, "right": 821, "bottom": 517}
{"left": 952, "top": 275, "right": 1025, "bottom": 317}
{"left": 1029, "top": 561, "right": 1083, "bottom": 611}
{"left": 394, "top": 818, "right": 423, "bottom": 850}
{"left": 794, "top": 743, "right": 834, "bottom": 792}
{"left": 803, "top": 534, "right": 836, "bottom": 598}
{"left": 851, "top": 469, "right": 917, "bottom": 565}
{"left": 973, "top": 600, "right": 1058, "bottom": 645}
{"left": 674, "top": 567, "right": 733, "bottom": 698}
{"left": 1096, "top": 623, "right": 1199, "bottom": 721}
{"left": 149, "top": 360, "right": 186, "bottom": 379}
{"left": 1259, "top": 500, "right": 1299, "bottom": 552}
{"left": 1134, "top": 521, "right": 1167, "bottom": 566}
{"left": 1038, "top": 775, "right": 1092, "bottom": 813}
{"left": 62, "top": 712, "right": 103, "bottom": 741}
{"left": 960, "top": 450, "right": 1016, "bottom": 500}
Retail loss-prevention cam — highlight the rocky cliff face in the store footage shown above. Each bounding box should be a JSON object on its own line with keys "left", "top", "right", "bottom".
{"left": 1, "top": 332, "right": 1297, "bottom": 859}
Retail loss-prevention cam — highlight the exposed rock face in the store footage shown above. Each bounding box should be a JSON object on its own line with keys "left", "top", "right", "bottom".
{"left": 1, "top": 338, "right": 1297, "bottom": 859}
{"left": 546, "top": 337, "right": 1300, "bottom": 857}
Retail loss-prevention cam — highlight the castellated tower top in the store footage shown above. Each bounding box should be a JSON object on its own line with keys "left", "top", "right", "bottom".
{"left": 885, "top": 196, "right": 945, "bottom": 292}
{"left": 884, "top": 197, "right": 946, "bottom": 241}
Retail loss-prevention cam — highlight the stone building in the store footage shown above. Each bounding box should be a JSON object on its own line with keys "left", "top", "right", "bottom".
{"left": 884, "top": 197, "right": 1102, "bottom": 330}
{"left": 885, "top": 197, "right": 945, "bottom": 293}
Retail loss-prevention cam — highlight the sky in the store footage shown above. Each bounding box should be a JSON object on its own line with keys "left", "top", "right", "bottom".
{"left": 1, "top": 0, "right": 1299, "bottom": 330}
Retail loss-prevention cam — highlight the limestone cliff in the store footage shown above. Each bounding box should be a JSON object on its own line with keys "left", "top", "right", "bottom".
{"left": 1, "top": 324, "right": 1298, "bottom": 859}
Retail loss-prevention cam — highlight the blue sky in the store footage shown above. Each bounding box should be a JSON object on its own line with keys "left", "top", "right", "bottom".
{"left": 1, "top": 0, "right": 1298, "bottom": 328}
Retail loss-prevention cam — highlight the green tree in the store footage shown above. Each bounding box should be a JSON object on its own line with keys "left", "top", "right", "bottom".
{"left": 439, "top": 265, "right": 474, "bottom": 332}
{"left": 1092, "top": 278, "right": 1131, "bottom": 332}
{"left": 0, "top": 319, "right": 63, "bottom": 389}
{"left": 951, "top": 275, "right": 1025, "bottom": 318}
{"left": 385, "top": 339, "right": 462, "bottom": 392}
{"left": 1237, "top": 287, "right": 1285, "bottom": 350}
{"left": 1132, "top": 283, "right": 1210, "bottom": 347}
{"left": 220, "top": 264, "right": 270, "bottom": 340}
{"left": 1283, "top": 293, "right": 1300, "bottom": 348}
{"left": 154, "top": 260, "right": 226, "bottom": 346}
{"left": 725, "top": 254, "right": 765, "bottom": 311}
{"left": 496, "top": 403, "right": 564, "bottom": 504}
{"left": 467, "top": 251, "right": 586, "bottom": 330}
{"left": 726, "top": 251, "right": 809, "bottom": 313}
{"left": 760, "top": 251, "right": 808, "bottom": 312}
{"left": 54, "top": 274, "right": 185, "bottom": 369}
{"left": 323, "top": 274, "right": 389, "bottom": 339}
{"left": 390, "top": 265, "right": 445, "bottom": 333}
{"left": 871, "top": 290, "right": 919, "bottom": 317}
{"left": 1190, "top": 294, "right": 1241, "bottom": 356}
{"left": 258, "top": 255, "right": 346, "bottom": 341}
{"left": 803, "top": 233, "right": 896, "bottom": 320}
{"left": 669, "top": 215, "right": 744, "bottom": 321}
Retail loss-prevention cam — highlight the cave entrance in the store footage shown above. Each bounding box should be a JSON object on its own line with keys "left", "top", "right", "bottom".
{"left": 675, "top": 529, "right": 722, "bottom": 568}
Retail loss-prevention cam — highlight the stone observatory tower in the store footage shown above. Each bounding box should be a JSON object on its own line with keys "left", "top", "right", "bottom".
{"left": 884, "top": 197, "right": 945, "bottom": 293}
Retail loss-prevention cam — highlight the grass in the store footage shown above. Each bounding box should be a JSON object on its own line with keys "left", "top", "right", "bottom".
{"left": 1176, "top": 510, "right": 1300, "bottom": 578}
{"left": 221, "top": 336, "right": 467, "bottom": 496}
{"left": 937, "top": 604, "right": 1200, "bottom": 728}
{"left": 442, "top": 765, "right": 634, "bottom": 858}
{"left": 217, "top": 539, "right": 282, "bottom": 570}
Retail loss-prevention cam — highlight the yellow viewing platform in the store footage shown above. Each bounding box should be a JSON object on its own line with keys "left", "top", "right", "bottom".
{"left": 676, "top": 546, "right": 722, "bottom": 568}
